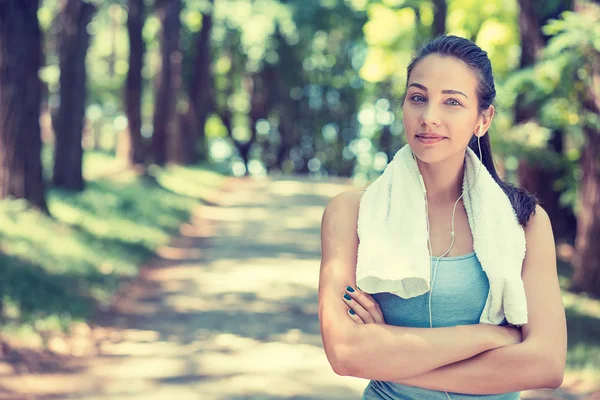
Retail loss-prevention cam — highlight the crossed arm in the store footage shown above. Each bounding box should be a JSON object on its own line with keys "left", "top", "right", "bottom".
{"left": 318, "top": 192, "right": 567, "bottom": 394}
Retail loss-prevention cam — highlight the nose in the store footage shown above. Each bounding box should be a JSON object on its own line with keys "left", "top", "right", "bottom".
{"left": 420, "top": 103, "right": 441, "bottom": 127}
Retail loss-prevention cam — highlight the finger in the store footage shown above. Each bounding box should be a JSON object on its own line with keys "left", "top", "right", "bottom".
{"left": 352, "top": 288, "right": 383, "bottom": 315}
{"left": 342, "top": 292, "right": 375, "bottom": 323}
{"left": 347, "top": 308, "right": 364, "bottom": 324}
{"left": 360, "top": 292, "right": 385, "bottom": 315}
{"left": 345, "top": 286, "right": 385, "bottom": 324}
{"left": 346, "top": 286, "right": 385, "bottom": 323}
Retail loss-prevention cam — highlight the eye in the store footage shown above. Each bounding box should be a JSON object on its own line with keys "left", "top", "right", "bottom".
{"left": 410, "top": 94, "right": 426, "bottom": 103}
{"left": 446, "top": 98, "right": 462, "bottom": 106}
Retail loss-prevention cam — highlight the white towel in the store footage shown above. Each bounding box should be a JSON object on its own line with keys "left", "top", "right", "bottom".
{"left": 356, "top": 144, "right": 528, "bottom": 326}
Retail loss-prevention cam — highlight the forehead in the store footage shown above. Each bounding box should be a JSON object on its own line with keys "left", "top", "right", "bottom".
{"left": 408, "top": 54, "right": 478, "bottom": 95}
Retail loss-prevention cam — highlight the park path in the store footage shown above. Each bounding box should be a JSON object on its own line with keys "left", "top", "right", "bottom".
{"left": 0, "top": 176, "right": 595, "bottom": 399}
{"left": 0, "top": 175, "right": 367, "bottom": 399}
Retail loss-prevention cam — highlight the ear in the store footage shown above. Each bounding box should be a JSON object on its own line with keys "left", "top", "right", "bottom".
{"left": 477, "top": 105, "right": 495, "bottom": 136}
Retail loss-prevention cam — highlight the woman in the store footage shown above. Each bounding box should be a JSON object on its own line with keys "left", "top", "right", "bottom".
{"left": 318, "top": 35, "right": 567, "bottom": 399}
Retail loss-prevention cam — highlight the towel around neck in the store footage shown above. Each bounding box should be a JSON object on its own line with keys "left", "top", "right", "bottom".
{"left": 355, "top": 144, "right": 528, "bottom": 326}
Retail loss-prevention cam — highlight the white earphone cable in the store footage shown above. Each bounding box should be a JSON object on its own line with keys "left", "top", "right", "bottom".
{"left": 420, "top": 127, "right": 484, "bottom": 400}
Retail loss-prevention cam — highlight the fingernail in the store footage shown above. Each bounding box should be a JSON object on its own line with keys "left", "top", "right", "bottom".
{"left": 348, "top": 309, "right": 356, "bottom": 315}
{"left": 343, "top": 293, "right": 351, "bottom": 301}
{"left": 346, "top": 286, "right": 355, "bottom": 292}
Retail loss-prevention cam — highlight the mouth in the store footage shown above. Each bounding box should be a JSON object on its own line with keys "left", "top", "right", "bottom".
{"left": 415, "top": 134, "right": 446, "bottom": 144}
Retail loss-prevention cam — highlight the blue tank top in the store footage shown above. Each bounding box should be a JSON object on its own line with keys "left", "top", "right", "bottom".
{"left": 361, "top": 251, "right": 520, "bottom": 400}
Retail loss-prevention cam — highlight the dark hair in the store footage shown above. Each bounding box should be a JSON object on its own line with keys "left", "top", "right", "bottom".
{"left": 406, "top": 35, "right": 537, "bottom": 227}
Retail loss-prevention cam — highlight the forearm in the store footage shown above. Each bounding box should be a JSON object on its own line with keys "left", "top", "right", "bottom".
{"left": 395, "top": 341, "right": 558, "bottom": 394}
{"left": 342, "top": 323, "right": 501, "bottom": 381}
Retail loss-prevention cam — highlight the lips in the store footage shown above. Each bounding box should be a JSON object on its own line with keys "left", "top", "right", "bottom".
{"left": 416, "top": 133, "right": 446, "bottom": 139}
{"left": 416, "top": 134, "right": 446, "bottom": 144}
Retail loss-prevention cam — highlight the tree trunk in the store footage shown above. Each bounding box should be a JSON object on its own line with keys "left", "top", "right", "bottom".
{"left": 431, "top": 0, "right": 447, "bottom": 37}
{"left": 52, "top": 0, "right": 95, "bottom": 191}
{"left": 571, "top": 0, "right": 600, "bottom": 297}
{"left": 275, "top": 105, "right": 298, "bottom": 172}
{"left": 215, "top": 47, "right": 254, "bottom": 174}
{"left": 516, "top": 0, "right": 575, "bottom": 239}
{"left": 151, "top": 0, "right": 182, "bottom": 166}
{"left": 124, "top": 0, "right": 146, "bottom": 166}
{"left": 571, "top": 124, "right": 600, "bottom": 296}
{"left": 515, "top": 0, "right": 549, "bottom": 199}
{"left": 377, "top": 82, "right": 395, "bottom": 162}
{"left": 516, "top": 0, "right": 545, "bottom": 67}
{"left": 223, "top": 75, "right": 259, "bottom": 174}
{"left": 178, "top": 1, "right": 213, "bottom": 165}
{"left": 108, "top": 4, "right": 118, "bottom": 78}
{"left": 246, "top": 69, "right": 271, "bottom": 167}
{"left": 0, "top": 0, "right": 48, "bottom": 212}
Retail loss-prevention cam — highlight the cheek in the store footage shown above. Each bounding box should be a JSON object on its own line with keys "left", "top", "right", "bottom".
{"left": 446, "top": 113, "right": 476, "bottom": 131}
{"left": 401, "top": 106, "right": 419, "bottom": 127}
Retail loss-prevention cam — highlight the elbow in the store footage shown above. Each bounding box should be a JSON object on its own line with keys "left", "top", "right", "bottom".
{"left": 319, "top": 300, "right": 365, "bottom": 377}
{"left": 544, "top": 364, "right": 565, "bottom": 389}
{"left": 526, "top": 341, "right": 566, "bottom": 390}
{"left": 536, "top": 352, "right": 565, "bottom": 389}
{"left": 323, "top": 327, "right": 361, "bottom": 377}
{"left": 328, "top": 343, "right": 354, "bottom": 376}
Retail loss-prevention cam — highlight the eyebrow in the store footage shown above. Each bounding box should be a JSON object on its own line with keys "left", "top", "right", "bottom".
{"left": 408, "top": 83, "right": 469, "bottom": 99}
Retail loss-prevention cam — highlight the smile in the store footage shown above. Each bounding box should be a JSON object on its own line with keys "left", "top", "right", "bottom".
{"left": 416, "top": 136, "right": 446, "bottom": 144}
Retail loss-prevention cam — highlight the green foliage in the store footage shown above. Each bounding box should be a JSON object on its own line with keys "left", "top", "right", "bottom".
{"left": 0, "top": 149, "right": 226, "bottom": 334}
{"left": 499, "top": 7, "right": 599, "bottom": 211}
{"left": 559, "top": 266, "right": 600, "bottom": 375}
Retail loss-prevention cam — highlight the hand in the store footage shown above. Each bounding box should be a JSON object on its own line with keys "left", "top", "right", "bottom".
{"left": 342, "top": 285, "right": 385, "bottom": 324}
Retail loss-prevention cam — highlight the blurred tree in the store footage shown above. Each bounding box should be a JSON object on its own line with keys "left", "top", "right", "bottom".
{"left": 125, "top": 0, "right": 146, "bottom": 166}
{"left": 274, "top": 0, "right": 366, "bottom": 175}
{"left": 570, "top": 0, "right": 600, "bottom": 296}
{"left": 107, "top": 2, "right": 120, "bottom": 78}
{"left": 206, "top": 0, "right": 367, "bottom": 176}
{"left": 178, "top": 0, "right": 213, "bottom": 165}
{"left": 509, "top": 0, "right": 600, "bottom": 296}
{"left": 245, "top": 65, "right": 275, "bottom": 169}
{"left": 214, "top": 31, "right": 255, "bottom": 171}
{"left": 515, "top": 0, "right": 574, "bottom": 240}
{"left": 0, "top": 0, "right": 48, "bottom": 213}
{"left": 52, "top": 0, "right": 96, "bottom": 190}
{"left": 432, "top": 0, "right": 447, "bottom": 37}
{"left": 151, "top": 0, "right": 182, "bottom": 166}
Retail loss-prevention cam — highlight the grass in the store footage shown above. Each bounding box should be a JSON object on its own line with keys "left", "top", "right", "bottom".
{"left": 0, "top": 147, "right": 227, "bottom": 341}
{"left": 555, "top": 258, "right": 600, "bottom": 383}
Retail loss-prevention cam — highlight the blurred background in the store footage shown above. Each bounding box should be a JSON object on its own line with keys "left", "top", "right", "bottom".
{"left": 0, "top": 0, "right": 599, "bottom": 397}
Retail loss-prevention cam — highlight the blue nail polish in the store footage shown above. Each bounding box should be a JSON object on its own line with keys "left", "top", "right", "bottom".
{"left": 346, "top": 286, "right": 355, "bottom": 292}
{"left": 349, "top": 309, "right": 356, "bottom": 315}
{"left": 343, "top": 293, "right": 351, "bottom": 301}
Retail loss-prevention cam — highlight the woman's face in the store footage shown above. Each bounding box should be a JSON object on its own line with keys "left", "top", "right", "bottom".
{"left": 402, "top": 54, "right": 484, "bottom": 164}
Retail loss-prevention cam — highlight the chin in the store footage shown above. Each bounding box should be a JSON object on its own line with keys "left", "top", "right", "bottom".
{"left": 412, "top": 152, "right": 447, "bottom": 165}
{"left": 408, "top": 143, "right": 449, "bottom": 164}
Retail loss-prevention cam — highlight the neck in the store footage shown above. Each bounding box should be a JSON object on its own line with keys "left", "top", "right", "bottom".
{"left": 415, "top": 152, "right": 466, "bottom": 205}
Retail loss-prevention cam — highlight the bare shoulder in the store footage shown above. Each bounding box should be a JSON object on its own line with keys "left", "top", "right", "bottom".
{"left": 319, "top": 190, "right": 365, "bottom": 292}
{"left": 522, "top": 204, "right": 556, "bottom": 274}
{"left": 325, "top": 189, "right": 364, "bottom": 210}
{"left": 321, "top": 190, "right": 364, "bottom": 228}
{"left": 320, "top": 190, "right": 364, "bottom": 260}
{"left": 524, "top": 204, "right": 553, "bottom": 238}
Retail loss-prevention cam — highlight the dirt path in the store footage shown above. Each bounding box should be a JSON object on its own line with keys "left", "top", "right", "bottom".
{"left": 0, "top": 176, "right": 366, "bottom": 399}
{"left": 0, "top": 176, "right": 596, "bottom": 399}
